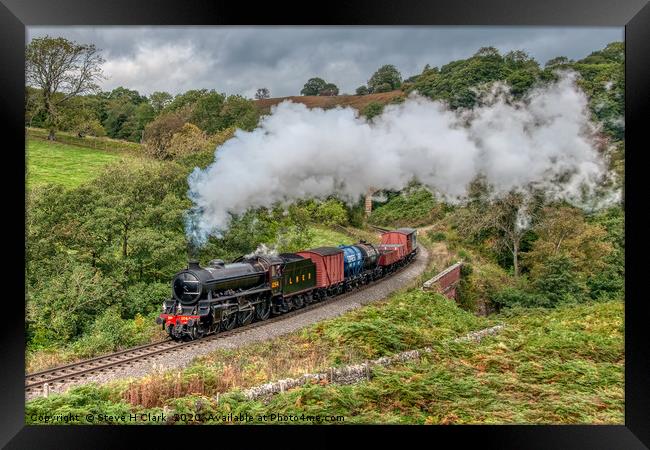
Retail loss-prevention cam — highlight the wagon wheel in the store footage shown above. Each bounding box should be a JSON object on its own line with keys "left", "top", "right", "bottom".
{"left": 221, "top": 310, "right": 238, "bottom": 331}
{"left": 238, "top": 309, "right": 254, "bottom": 326}
{"left": 254, "top": 299, "right": 271, "bottom": 321}
{"left": 293, "top": 295, "right": 305, "bottom": 309}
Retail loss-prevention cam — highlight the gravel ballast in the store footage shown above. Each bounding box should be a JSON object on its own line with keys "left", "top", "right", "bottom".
{"left": 29, "top": 245, "right": 430, "bottom": 400}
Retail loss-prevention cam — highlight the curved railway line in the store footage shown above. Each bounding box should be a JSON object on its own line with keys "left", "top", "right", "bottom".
{"left": 25, "top": 246, "right": 419, "bottom": 397}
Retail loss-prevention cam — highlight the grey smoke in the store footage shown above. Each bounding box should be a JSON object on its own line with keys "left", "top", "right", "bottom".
{"left": 186, "top": 71, "right": 617, "bottom": 245}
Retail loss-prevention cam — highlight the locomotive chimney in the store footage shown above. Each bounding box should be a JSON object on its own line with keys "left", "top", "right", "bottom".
{"left": 188, "top": 260, "right": 201, "bottom": 270}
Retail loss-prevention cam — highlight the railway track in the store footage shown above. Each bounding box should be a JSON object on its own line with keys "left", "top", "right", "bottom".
{"left": 25, "top": 248, "right": 418, "bottom": 397}
{"left": 367, "top": 224, "right": 390, "bottom": 233}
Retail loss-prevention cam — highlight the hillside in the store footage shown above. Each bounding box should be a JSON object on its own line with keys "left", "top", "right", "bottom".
{"left": 254, "top": 90, "right": 405, "bottom": 115}
{"left": 25, "top": 289, "right": 623, "bottom": 424}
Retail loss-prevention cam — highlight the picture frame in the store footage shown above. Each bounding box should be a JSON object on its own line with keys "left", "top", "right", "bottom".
{"left": 3, "top": 0, "right": 648, "bottom": 447}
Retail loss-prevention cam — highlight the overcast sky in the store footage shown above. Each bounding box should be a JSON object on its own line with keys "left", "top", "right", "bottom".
{"left": 27, "top": 26, "right": 623, "bottom": 98}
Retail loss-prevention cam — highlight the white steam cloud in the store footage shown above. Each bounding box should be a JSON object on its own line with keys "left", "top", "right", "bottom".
{"left": 186, "top": 71, "right": 617, "bottom": 245}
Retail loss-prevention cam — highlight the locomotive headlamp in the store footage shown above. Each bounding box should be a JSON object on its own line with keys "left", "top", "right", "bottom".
{"left": 176, "top": 304, "right": 183, "bottom": 315}
{"left": 161, "top": 302, "right": 166, "bottom": 313}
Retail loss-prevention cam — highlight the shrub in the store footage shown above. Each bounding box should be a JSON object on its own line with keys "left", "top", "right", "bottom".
{"left": 361, "top": 102, "right": 384, "bottom": 120}
{"left": 124, "top": 282, "right": 172, "bottom": 317}
{"left": 587, "top": 266, "right": 624, "bottom": 300}
{"left": 492, "top": 286, "right": 544, "bottom": 308}
{"left": 457, "top": 249, "right": 472, "bottom": 263}
{"left": 27, "top": 262, "right": 124, "bottom": 345}
{"left": 303, "top": 198, "right": 348, "bottom": 226}
{"left": 456, "top": 260, "right": 510, "bottom": 313}
{"left": 370, "top": 187, "right": 440, "bottom": 227}
{"left": 71, "top": 308, "right": 159, "bottom": 358}
{"left": 427, "top": 231, "right": 446, "bottom": 242}
{"left": 532, "top": 255, "right": 587, "bottom": 306}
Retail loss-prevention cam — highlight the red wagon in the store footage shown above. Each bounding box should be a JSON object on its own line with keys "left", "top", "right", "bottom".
{"left": 380, "top": 228, "right": 417, "bottom": 254}
{"left": 377, "top": 244, "right": 405, "bottom": 266}
{"left": 296, "top": 247, "right": 344, "bottom": 288}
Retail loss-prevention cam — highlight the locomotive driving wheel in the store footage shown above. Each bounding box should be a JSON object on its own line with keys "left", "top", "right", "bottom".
{"left": 254, "top": 298, "right": 271, "bottom": 321}
{"left": 238, "top": 309, "right": 254, "bottom": 326}
{"left": 221, "top": 310, "right": 238, "bottom": 331}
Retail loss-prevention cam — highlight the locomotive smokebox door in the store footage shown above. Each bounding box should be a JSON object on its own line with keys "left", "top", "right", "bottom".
{"left": 270, "top": 263, "right": 283, "bottom": 295}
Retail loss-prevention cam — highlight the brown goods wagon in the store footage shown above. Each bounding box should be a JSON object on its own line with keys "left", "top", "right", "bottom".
{"left": 296, "top": 247, "right": 344, "bottom": 288}
{"left": 381, "top": 228, "right": 417, "bottom": 254}
{"left": 377, "top": 244, "right": 405, "bottom": 266}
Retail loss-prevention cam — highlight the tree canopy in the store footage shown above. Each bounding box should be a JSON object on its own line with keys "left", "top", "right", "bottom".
{"left": 300, "top": 77, "right": 327, "bottom": 96}
{"left": 26, "top": 36, "right": 105, "bottom": 140}
{"left": 368, "top": 64, "right": 402, "bottom": 93}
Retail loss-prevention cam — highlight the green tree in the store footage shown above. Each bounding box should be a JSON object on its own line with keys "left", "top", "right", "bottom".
{"left": 25, "top": 86, "right": 46, "bottom": 128}
{"left": 532, "top": 255, "right": 587, "bottom": 306}
{"left": 149, "top": 91, "right": 173, "bottom": 114}
{"left": 167, "top": 123, "right": 212, "bottom": 158}
{"left": 523, "top": 206, "right": 612, "bottom": 279}
{"left": 101, "top": 87, "right": 150, "bottom": 140}
{"left": 90, "top": 161, "right": 188, "bottom": 276}
{"left": 545, "top": 56, "right": 572, "bottom": 68}
{"left": 406, "top": 46, "right": 522, "bottom": 108}
{"left": 57, "top": 95, "right": 105, "bottom": 137}
{"left": 218, "top": 95, "right": 259, "bottom": 131}
{"left": 164, "top": 89, "right": 210, "bottom": 113}
{"left": 27, "top": 258, "right": 123, "bottom": 344}
{"left": 103, "top": 98, "right": 136, "bottom": 140}
{"left": 189, "top": 91, "right": 226, "bottom": 134}
{"left": 300, "top": 77, "right": 327, "bottom": 96}
{"left": 26, "top": 36, "right": 105, "bottom": 140}
{"left": 319, "top": 83, "right": 339, "bottom": 96}
{"left": 355, "top": 85, "right": 369, "bottom": 95}
{"left": 568, "top": 42, "right": 624, "bottom": 140}
{"left": 368, "top": 64, "right": 402, "bottom": 93}
{"left": 107, "top": 86, "right": 147, "bottom": 105}
{"left": 124, "top": 102, "right": 156, "bottom": 142}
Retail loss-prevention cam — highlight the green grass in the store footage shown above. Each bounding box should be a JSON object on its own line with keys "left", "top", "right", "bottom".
{"left": 27, "top": 138, "right": 135, "bottom": 188}
{"left": 25, "top": 296, "right": 623, "bottom": 424}
{"left": 28, "top": 127, "right": 142, "bottom": 153}
{"left": 307, "top": 226, "right": 355, "bottom": 248}
{"left": 25, "top": 288, "right": 623, "bottom": 424}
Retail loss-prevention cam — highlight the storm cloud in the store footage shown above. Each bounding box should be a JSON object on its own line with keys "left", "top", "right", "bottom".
{"left": 27, "top": 26, "right": 622, "bottom": 98}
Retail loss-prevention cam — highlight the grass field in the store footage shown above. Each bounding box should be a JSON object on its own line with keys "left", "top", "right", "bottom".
{"left": 27, "top": 138, "right": 134, "bottom": 188}
{"left": 25, "top": 285, "right": 624, "bottom": 424}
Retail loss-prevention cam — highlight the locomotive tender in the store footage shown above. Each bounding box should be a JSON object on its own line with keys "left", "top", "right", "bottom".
{"left": 158, "top": 228, "right": 418, "bottom": 340}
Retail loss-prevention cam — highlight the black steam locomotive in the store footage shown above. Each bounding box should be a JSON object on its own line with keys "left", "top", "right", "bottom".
{"left": 157, "top": 228, "right": 417, "bottom": 340}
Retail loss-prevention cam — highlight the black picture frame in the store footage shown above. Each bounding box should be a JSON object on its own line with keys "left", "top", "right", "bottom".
{"left": 3, "top": 0, "right": 648, "bottom": 447}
